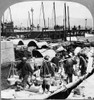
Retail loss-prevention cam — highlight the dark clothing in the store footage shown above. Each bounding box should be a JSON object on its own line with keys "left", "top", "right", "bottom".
{"left": 40, "top": 60, "right": 55, "bottom": 78}
{"left": 51, "top": 57, "right": 60, "bottom": 72}
{"left": 21, "top": 62, "right": 33, "bottom": 77}
{"left": 42, "top": 79, "right": 50, "bottom": 92}
{"left": 16, "top": 61, "right": 33, "bottom": 77}
{"left": 16, "top": 61, "right": 33, "bottom": 88}
{"left": 67, "top": 74, "right": 72, "bottom": 83}
{"left": 79, "top": 53, "right": 88, "bottom": 63}
{"left": 79, "top": 56, "right": 87, "bottom": 76}
{"left": 64, "top": 58, "right": 77, "bottom": 74}
{"left": 21, "top": 74, "right": 31, "bottom": 88}
{"left": 63, "top": 58, "right": 77, "bottom": 83}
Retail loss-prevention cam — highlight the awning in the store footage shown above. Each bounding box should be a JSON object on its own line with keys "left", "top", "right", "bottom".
{"left": 10, "top": 39, "right": 24, "bottom": 45}
{"left": 23, "top": 39, "right": 38, "bottom": 47}
{"left": 56, "top": 46, "right": 66, "bottom": 52}
{"left": 37, "top": 41, "right": 48, "bottom": 48}
{"left": 32, "top": 49, "right": 43, "bottom": 58}
{"left": 38, "top": 49, "right": 56, "bottom": 60}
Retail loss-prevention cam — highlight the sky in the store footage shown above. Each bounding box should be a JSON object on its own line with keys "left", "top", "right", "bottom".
{"left": 2, "top": 1, "right": 93, "bottom": 28}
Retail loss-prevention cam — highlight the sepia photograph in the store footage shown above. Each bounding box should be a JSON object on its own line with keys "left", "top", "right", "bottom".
{"left": 1, "top": 0, "right": 94, "bottom": 99}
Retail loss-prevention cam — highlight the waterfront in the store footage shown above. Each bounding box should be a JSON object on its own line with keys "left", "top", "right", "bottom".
{"left": 1, "top": 1, "right": 94, "bottom": 99}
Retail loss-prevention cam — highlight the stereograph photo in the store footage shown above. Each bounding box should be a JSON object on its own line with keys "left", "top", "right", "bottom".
{"left": 1, "top": 0, "right": 94, "bottom": 99}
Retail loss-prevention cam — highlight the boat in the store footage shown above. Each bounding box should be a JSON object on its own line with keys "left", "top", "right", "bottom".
{"left": 46, "top": 68, "right": 94, "bottom": 99}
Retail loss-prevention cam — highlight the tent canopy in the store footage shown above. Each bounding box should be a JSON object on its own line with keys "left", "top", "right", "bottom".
{"left": 37, "top": 41, "right": 48, "bottom": 48}
{"left": 38, "top": 49, "right": 56, "bottom": 60}
{"left": 23, "top": 39, "right": 38, "bottom": 46}
{"left": 10, "top": 39, "right": 24, "bottom": 45}
{"left": 56, "top": 46, "right": 66, "bottom": 52}
{"left": 28, "top": 41, "right": 38, "bottom": 48}
{"left": 32, "top": 49, "right": 43, "bottom": 58}
{"left": 18, "top": 40, "right": 24, "bottom": 45}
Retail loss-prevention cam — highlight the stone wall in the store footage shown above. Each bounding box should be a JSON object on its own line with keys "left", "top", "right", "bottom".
{"left": 1, "top": 41, "right": 15, "bottom": 64}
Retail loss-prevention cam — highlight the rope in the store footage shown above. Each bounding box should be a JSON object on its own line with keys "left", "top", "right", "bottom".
{"left": 7, "top": 61, "right": 20, "bottom": 79}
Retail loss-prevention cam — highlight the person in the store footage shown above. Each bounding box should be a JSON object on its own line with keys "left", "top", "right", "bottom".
{"left": 40, "top": 55, "right": 55, "bottom": 78}
{"left": 77, "top": 53, "right": 87, "bottom": 76}
{"left": 16, "top": 57, "right": 33, "bottom": 89}
{"left": 42, "top": 78, "right": 50, "bottom": 93}
{"left": 63, "top": 56, "right": 77, "bottom": 83}
{"left": 40, "top": 55, "right": 55, "bottom": 93}
{"left": 79, "top": 52, "right": 88, "bottom": 63}
{"left": 51, "top": 53, "right": 60, "bottom": 72}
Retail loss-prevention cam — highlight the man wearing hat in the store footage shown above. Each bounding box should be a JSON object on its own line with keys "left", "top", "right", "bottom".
{"left": 51, "top": 53, "right": 60, "bottom": 72}
{"left": 40, "top": 55, "right": 55, "bottom": 93}
{"left": 16, "top": 57, "right": 33, "bottom": 89}
{"left": 40, "top": 55, "right": 55, "bottom": 77}
{"left": 63, "top": 56, "right": 77, "bottom": 83}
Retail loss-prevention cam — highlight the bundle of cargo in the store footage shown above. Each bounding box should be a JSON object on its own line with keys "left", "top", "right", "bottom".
{"left": 56, "top": 46, "right": 66, "bottom": 53}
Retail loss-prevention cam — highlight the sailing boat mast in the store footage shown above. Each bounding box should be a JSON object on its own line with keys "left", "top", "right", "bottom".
{"left": 64, "top": 3, "right": 67, "bottom": 41}
{"left": 64, "top": 3, "right": 67, "bottom": 31}
{"left": 9, "top": 7, "right": 14, "bottom": 33}
{"left": 31, "top": 8, "right": 34, "bottom": 30}
{"left": 9, "top": 7, "right": 12, "bottom": 22}
{"left": 41, "top": 2, "right": 46, "bottom": 29}
{"left": 53, "top": 2, "right": 56, "bottom": 28}
{"left": 2, "top": 14, "right": 4, "bottom": 24}
{"left": 1, "top": 14, "right": 4, "bottom": 34}
{"left": 28, "top": 11, "right": 31, "bottom": 31}
{"left": 67, "top": 6, "right": 70, "bottom": 30}
{"left": 67, "top": 6, "right": 71, "bottom": 41}
{"left": 48, "top": 17, "right": 49, "bottom": 28}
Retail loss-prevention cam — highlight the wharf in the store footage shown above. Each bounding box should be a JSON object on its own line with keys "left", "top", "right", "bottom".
{"left": 1, "top": 47, "right": 94, "bottom": 99}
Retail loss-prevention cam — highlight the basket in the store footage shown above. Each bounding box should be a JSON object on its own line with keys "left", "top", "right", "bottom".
{"left": 7, "top": 77, "right": 16, "bottom": 85}
{"left": 7, "top": 75, "right": 19, "bottom": 85}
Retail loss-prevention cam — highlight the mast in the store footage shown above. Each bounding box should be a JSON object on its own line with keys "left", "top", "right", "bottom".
{"left": 31, "top": 8, "right": 34, "bottom": 30}
{"left": 67, "top": 6, "right": 70, "bottom": 30}
{"left": 85, "top": 19, "right": 87, "bottom": 29}
{"left": 41, "top": 2, "right": 46, "bottom": 29}
{"left": 39, "top": 4, "right": 41, "bottom": 26}
{"left": 64, "top": 3, "right": 67, "bottom": 31}
{"left": 28, "top": 11, "right": 31, "bottom": 31}
{"left": 48, "top": 17, "right": 49, "bottom": 28}
{"left": 9, "top": 7, "right": 14, "bottom": 33}
{"left": 9, "top": 7, "right": 12, "bottom": 22}
{"left": 1, "top": 14, "right": 4, "bottom": 34}
{"left": 67, "top": 6, "right": 71, "bottom": 41}
{"left": 53, "top": 2, "right": 56, "bottom": 27}
{"left": 2, "top": 14, "right": 4, "bottom": 24}
{"left": 64, "top": 3, "right": 67, "bottom": 41}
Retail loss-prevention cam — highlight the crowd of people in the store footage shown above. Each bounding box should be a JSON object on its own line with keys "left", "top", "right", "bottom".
{"left": 14, "top": 44, "right": 89, "bottom": 93}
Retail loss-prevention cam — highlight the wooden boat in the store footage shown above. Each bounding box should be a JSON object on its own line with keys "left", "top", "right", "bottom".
{"left": 46, "top": 67, "right": 94, "bottom": 99}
